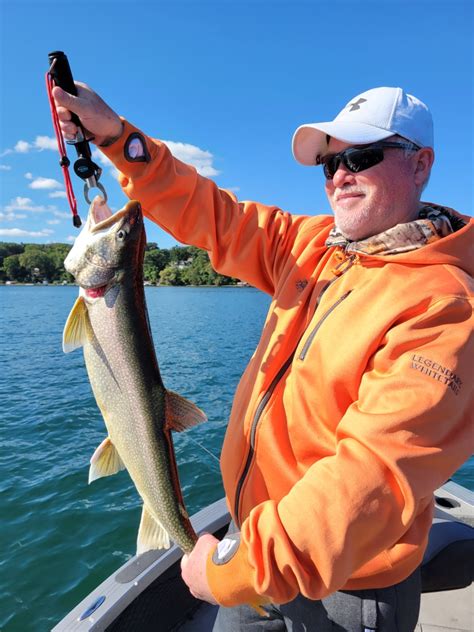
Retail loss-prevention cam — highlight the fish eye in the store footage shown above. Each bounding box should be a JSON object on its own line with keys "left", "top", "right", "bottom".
{"left": 117, "top": 229, "right": 126, "bottom": 241}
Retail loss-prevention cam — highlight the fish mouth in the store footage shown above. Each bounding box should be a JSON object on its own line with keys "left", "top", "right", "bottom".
{"left": 81, "top": 275, "right": 121, "bottom": 301}
{"left": 68, "top": 199, "right": 143, "bottom": 300}
{"left": 90, "top": 200, "right": 142, "bottom": 233}
{"left": 84, "top": 285, "right": 109, "bottom": 299}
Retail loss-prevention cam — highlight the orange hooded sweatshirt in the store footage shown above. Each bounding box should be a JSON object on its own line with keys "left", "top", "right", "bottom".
{"left": 102, "top": 121, "right": 474, "bottom": 608}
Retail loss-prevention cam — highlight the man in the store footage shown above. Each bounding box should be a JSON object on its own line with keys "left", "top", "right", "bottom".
{"left": 54, "top": 85, "right": 473, "bottom": 631}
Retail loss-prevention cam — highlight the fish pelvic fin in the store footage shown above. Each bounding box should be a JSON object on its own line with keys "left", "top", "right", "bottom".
{"left": 137, "top": 505, "right": 171, "bottom": 554}
{"left": 63, "top": 295, "right": 90, "bottom": 353}
{"left": 165, "top": 391, "right": 207, "bottom": 432}
{"left": 89, "top": 437, "right": 125, "bottom": 484}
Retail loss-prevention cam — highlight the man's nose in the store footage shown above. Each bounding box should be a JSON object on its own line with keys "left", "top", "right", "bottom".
{"left": 331, "top": 163, "right": 356, "bottom": 188}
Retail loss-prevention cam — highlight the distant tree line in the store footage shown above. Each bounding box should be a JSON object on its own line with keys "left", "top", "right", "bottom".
{"left": 0, "top": 241, "right": 239, "bottom": 286}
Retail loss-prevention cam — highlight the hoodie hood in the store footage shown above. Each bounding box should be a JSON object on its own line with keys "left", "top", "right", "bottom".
{"left": 326, "top": 204, "right": 474, "bottom": 276}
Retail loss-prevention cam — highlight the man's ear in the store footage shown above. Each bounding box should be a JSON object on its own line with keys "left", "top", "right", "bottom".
{"left": 414, "top": 147, "right": 435, "bottom": 188}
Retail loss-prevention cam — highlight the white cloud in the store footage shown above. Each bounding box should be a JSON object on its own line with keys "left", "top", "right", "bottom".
{"left": 0, "top": 228, "right": 54, "bottom": 237}
{"left": 163, "top": 141, "right": 220, "bottom": 177}
{"left": 35, "top": 136, "right": 57, "bottom": 151}
{"left": 66, "top": 235, "right": 76, "bottom": 242}
{"left": 46, "top": 219, "right": 61, "bottom": 225}
{"left": 25, "top": 172, "right": 33, "bottom": 179}
{"left": 49, "top": 191, "right": 68, "bottom": 198}
{"left": 2, "top": 135, "right": 220, "bottom": 178}
{"left": 0, "top": 212, "right": 27, "bottom": 222}
{"left": 92, "top": 149, "right": 112, "bottom": 167}
{"left": 91, "top": 141, "right": 220, "bottom": 178}
{"left": 4, "top": 197, "right": 48, "bottom": 213}
{"left": 1, "top": 136, "right": 58, "bottom": 157}
{"left": 52, "top": 210, "right": 70, "bottom": 219}
{"left": 0, "top": 164, "right": 11, "bottom": 171}
{"left": 3, "top": 197, "right": 69, "bottom": 221}
{"left": 28, "top": 176, "right": 63, "bottom": 190}
{"left": 15, "top": 140, "right": 32, "bottom": 153}
{"left": 92, "top": 149, "right": 120, "bottom": 179}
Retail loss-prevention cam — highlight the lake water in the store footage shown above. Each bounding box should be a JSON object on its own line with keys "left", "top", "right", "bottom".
{"left": 1, "top": 286, "right": 473, "bottom": 631}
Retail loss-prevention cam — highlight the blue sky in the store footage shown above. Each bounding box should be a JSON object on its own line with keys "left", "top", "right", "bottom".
{"left": 0, "top": 0, "right": 472, "bottom": 248}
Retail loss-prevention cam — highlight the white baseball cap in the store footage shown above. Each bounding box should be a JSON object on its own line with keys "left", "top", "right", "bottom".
{"left": 292, "top": 87, "right": 434, "bottom": 166}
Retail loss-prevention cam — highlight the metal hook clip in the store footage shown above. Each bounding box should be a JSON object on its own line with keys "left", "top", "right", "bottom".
{"left": 84, "top": 179, "right": 108, "bottom": 204}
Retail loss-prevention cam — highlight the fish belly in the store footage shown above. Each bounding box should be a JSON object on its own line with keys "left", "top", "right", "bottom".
{"left": 83, "top": 297, "right": 195, "bottom": 551}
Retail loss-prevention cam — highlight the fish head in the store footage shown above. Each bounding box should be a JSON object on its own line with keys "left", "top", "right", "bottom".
{"left": 65, "top": 197, "right": 145, "bottom": 297}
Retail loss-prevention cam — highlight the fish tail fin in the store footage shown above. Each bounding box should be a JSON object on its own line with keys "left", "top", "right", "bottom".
{"left": 63, "top": 295, "right": 90, "bottom": 353}
{"left": 137, "top": 505, "right": 171, "bottom": 554}
{"left": 165, "top": 391, "right": 207, "bottom": 432}
{"left": 89, "top": 437, "right": 125, "bottom": 484}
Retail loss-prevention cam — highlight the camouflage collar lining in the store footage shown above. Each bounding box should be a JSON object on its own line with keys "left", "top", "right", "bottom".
{"left": 325, "top": 205, "right": 463, "bottom": 256}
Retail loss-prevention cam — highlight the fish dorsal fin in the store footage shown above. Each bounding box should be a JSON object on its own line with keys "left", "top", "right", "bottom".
{"left": 63, "top": 296, "right": 90, "bottom": 353}
{"left": 88, "top": 437, "right": 126, "bottom": 484}
{"left": 165, "top": 391, "right": 207, "bottom": 432}
{"left": 137, "top": 505, "right": 171, "bottom": 554}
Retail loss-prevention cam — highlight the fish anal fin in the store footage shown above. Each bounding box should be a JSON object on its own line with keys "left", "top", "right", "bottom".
{"left": 137, "top": 505, "right": 171, "bottom": 554}
{"left": 165, "top": 391, "right": 207, "bottom": 432}
{"left": 88, "top": 437, "right": 125, "bottom": 484}
{"left": 63, "top": 296, "right": 89, "bottom": 353}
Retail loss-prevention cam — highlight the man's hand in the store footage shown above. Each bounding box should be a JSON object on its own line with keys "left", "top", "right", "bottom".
{"left": 181, "top": 533, "right": 219, "bottom": 604}
{"left": 52, "top": 82, "right": 123, "bottom": 147}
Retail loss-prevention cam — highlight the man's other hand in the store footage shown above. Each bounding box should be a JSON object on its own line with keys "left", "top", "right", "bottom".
{"left": 181, "top": 533, "right": 219, "bottom": 604}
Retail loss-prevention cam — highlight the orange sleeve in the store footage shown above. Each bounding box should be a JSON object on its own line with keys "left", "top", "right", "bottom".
{"left": 100, "top": 119, "right": 325, "bottom": 294}
{"left": 206, "top": 296, "right": 474, "bottom": 606}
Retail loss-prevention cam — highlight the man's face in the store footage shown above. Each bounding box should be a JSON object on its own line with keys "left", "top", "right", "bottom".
{"left": 324, "top": 137, "right": 422, "bottom": 241}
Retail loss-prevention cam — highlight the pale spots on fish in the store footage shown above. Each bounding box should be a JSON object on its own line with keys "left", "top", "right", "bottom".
{"left": 65, "top": 199, "right": 201, "bottom": 554}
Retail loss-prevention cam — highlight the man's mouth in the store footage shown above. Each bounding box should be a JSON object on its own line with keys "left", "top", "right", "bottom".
{"left": 336, "top": 192, "right": 365, "bottom": 202}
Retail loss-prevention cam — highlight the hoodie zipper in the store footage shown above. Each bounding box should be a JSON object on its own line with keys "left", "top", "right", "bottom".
{"left": 299, "top": 290, "right": 352, "bottom": 360}
{"left": 233, "top": 254, "right": 357, "bottom": 526}
{"left": 298, "top": 253, "right": 357, "bottom": 361}
{"left": 233, "top": 352, "right": 296, "bottom": 526}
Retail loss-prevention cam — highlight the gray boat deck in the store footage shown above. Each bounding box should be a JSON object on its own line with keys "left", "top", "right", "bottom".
{"left": 53, "top": 481, "right": 473, "bottom": 632}
{"left": 178, "top": 586, "right": 474, "bottom": 632}
{"left": 417, "top": 585, "right": 473, "bottom": 632}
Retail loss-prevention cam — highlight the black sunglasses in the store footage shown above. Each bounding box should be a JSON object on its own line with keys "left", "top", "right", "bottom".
{"left": 320, "top": 141, "right": 420, "bottom": 179}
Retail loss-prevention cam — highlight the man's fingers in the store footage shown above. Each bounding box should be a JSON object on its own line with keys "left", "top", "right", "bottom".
{"left": 52, "top": 88, "right": 80, "bottom": 137}
{"left": 52, "top": 86, "right": 77, "bottom": 110}
{"left": 51, "top": 81, "right": 122, "bottom": 147}
{"left": 52, "top": 85, "right": 91, "bottom": 119}
{"left": 56, "top": 106, "right": 72, "bottom": 122}
{"left": 55, "top": 113, "right": 79, "bottom": 139}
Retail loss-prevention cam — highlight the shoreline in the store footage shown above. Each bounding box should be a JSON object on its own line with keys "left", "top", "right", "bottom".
{"left": 0, "top": 282, "right": 252, "bottom": 288}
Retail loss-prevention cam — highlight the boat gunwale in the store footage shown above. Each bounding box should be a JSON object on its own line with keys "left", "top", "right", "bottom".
{"left": 52, "top": 483, "right": 473, "bottom": 631}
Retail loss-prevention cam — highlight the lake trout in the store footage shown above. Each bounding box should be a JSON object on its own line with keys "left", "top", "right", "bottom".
{"left": 62, "top": 196, "right": 206, "bottom": 554}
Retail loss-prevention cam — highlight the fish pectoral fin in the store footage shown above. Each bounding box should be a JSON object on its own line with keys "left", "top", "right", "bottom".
{"left": 137, "top": 505, "right": 171, "bottom": 554}
{"left": 88, "top": 437, "right": 125, "bottom": 484}
{"left": 165, "top": 391, "right": 207, "bottom": 432}
{"left": 63, "top": 296, "right": 90, "bottom": 353}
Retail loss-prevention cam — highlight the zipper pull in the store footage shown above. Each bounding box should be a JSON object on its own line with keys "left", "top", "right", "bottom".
{"left": 331, "top": 253, "right": 357, "bottom": 277}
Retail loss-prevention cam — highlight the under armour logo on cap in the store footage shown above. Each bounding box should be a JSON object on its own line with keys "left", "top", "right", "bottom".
{"left": 292, "top": 87, "right": 434, "bottom": 166}
{"left": 348, "top": 98, "right": 367, "bottom": 112}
